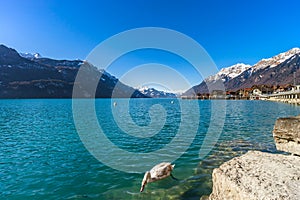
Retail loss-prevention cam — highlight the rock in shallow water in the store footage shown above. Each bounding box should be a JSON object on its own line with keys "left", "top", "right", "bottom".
{"left": 273, "top": 115, "right": 300, "bottom": 155}
{"left": 209, "top": 151, "right": 300, "bottom": 200}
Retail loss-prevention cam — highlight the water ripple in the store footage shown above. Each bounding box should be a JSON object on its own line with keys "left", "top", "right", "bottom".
{"left": 0, "top": 99, "right": 299, "bottom": 199}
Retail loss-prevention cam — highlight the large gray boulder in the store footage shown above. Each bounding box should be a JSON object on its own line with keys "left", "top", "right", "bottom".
{"left": 273, "top": 115, "right": 300, "bottom": 155}
{"left": 209, "top": 151, "right": 300, "bottom": 200}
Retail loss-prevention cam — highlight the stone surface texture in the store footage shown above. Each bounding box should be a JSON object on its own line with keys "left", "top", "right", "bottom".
{"left": 209, "top": 151, "right": 300, "bottom": 200}
{"left": 273, "top": 115, "right": 300, "bottom": 155}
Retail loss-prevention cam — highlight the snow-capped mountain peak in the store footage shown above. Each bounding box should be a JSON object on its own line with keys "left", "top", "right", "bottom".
{"left": 252, "top": 47, "right": 300, "bottom": 71}
{"left": 138, "top": 87, "right": 176, "bottom": 98}
{"left": 206, "top": 63, "right": 252, "bottom": 82}
{"left": 138, "top": 86, "right": 150, "bottom": 91}
{"left": 20, "top": 52, "right": 42, "bottom": 59}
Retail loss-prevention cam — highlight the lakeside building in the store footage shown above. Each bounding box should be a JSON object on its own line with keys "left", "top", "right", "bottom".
{"left": 181, "top": 85, "right": 300, "bottom": 101}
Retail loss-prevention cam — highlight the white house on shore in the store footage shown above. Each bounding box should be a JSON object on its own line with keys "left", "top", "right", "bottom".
{"left": 250, "top": 88, "right": 264, "bottom": 100}
{"left": 252, "top": 89, "right": 262, "bottom": 96}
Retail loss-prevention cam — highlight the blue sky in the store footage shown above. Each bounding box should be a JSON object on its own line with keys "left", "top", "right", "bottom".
{"left": 1, "top": 0, "right": 300, "bottom": 91}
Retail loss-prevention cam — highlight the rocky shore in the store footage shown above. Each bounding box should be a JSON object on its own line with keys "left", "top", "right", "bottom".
{"left": 273, "top": 115, "right": 300, "bottom": 156}
{"left": 208, "top": 115, "right": 300, "bottom": 200}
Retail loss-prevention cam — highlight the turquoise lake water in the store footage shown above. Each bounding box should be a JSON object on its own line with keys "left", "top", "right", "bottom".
{"left": 1, "top": 99, "right": 300, "bottom": 200}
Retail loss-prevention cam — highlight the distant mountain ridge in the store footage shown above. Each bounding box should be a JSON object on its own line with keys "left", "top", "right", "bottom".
{"left": 251, "top": 48, "right": 300, "bottom": 72}
{"left": 185, "top": 63, "right": 251, "bottom": 95}
{"left": 225, "top": 48, "right": 300, "bottom": 91}
{"left": 205, "top": 63, "right": 252, "bottom": 83}
{"left": 138, "top": 87, "right": 177, "bottom": 98}
{"left": 0, "top": 44, "right": 146, "bottom": 98}
{"left": 185, "top": 47, "right": 300, "bottom": 95}
{"left": 20, "top": 52, "right": 42, "bottom": 59}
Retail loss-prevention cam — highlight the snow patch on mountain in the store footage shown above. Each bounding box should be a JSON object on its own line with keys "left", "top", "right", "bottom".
{"left": 206, "top": 63, "right": 252, "bottom": 83}
{"left": 205, "top": 48, "right": 300, "bottom": 84}
{"left": 138, "top": 87, "right": 177, "bottom": 98}
{"left": 20, "top": 52, "right": 42, "bottom": 59}
{"left": 252, "top": 47, "right": 300, "bottom": 71}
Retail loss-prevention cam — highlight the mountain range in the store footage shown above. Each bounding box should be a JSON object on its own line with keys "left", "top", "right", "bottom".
{"left": 185, "top": 47, "right": 300, "bottom": 95}
{"left": 138, "top": 87, "right": 177, "bottom": 98}
{"left": 1, "top": 44, "right": 299, "bottom": 98}
{"left": 0, "top": 44, "right": 146, "bottom": 98}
